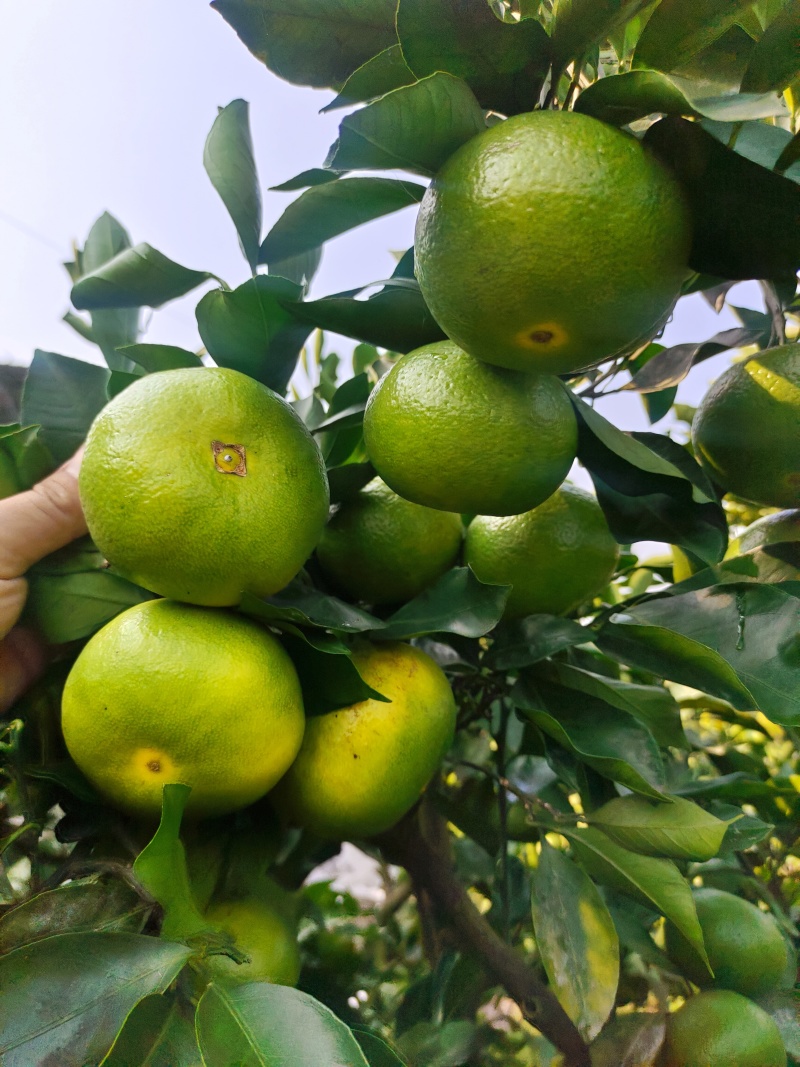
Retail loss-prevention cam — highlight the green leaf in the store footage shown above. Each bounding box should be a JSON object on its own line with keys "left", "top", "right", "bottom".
{"left": 570, "top": 391, "right": 727, "bottom": 566}
{"left": 596, "top": 617, "right": 756, "bottom": 710}
{"left": 204, "top": 99, "right": 262, "bottom": 272}
{"left": 270, "top": 168, "right": 343, "bottom": 192}
{"left": 575, "top": 69, "right": 787, "bottom": 125}
{"left": 0, "top": 878, "right": 148, "bottom": 955}
{"left": 753, "top": 991, "right": 800, "bottom": 1059}
{"left": 776, "top": 130, "right": 800, "bottom": 177}
{"left": 132, "top": 784, "right": 209, "bottom": 940}
{"left": 101, "top": 993, "right": 200, "bottom": 1067}
{"left": 702, "top": 120, "right": 800, "bottom": 183}
{"left": 634, "top": 0, "right": 754, "bottom": 73}
{"left": 512, "top": 676, "right": 668, "bottom": 800}
{"left": 239, "top": 581, "right": 384, "bottom": 635}
{"left": 212, "top": 0, "right": 397, "bottom": 90}
{"left": 643, "top": 115, "right": 800, "bottom": 281}
{"left": 323, "top": 45, "right": 416, "bottom": 112}
{"left": 485, "top": 615, "right": 589, "bottom": 671}
{"left": 20, "top": 351, "right": 110, "bottom": 464}
{"left": 195, "top": 276, "right": 311, "bottom": 395}
{"left": 0, "top": 933, "right": 192, "bottom": 1067}
{"left": 624, "top": 326, "right": 767, "bottom": 394}
{"left": 590, "top": 795, "right": 730, "bottom": 860}
{"left": 608, "top": 584, "right": 800, "bottom": 725}
{"left": 741, "top": 1, "right": 800, "bottom": 92}
{"left": 546, "top": 661, "right": 687, "bottom": 751}
{"left": 552, "top": 0, "right": 660, "bottom": 75}
{"left": 119, "top": 343, "right": 203, "bottom": 372}
{"left": 353, "top": 1029, "right": 409, "bottom": 1067}
{"left": 397, "top": 0, "right": 550, "bottom": 116}
{"left": 530, "top": 842, "right": 618, "bottom": 1041}
{"left": 281, "top": 634, "right": 389, "bottom": 716}
{"left": 325, "top": 73, "right": 486, "bottom": 177}
{"left": 396, "top": 1021, "right": 479, "bottom": 1066}
{"left": 0, "top": 424, "right": 53, "bottom": 498}
{"left": 268, "top": 248, "right": 322, "bottom": 291}
{"left": 706, "top": 801, "right": 773, "bottom": 854}
{"left": 25, "top": 569, "right": 152, "bottom": 643}
{"left": 327, "top": 460, "right": 376, "bottom": 503}
{"left": 81, "top": 213, "right": 140, "bottom": 372}
{"left": 378, "top": 567, "right": 509, "bottom": 640}
{"left": 71, "top": 244, "right": 213, "bottom": 310}
{"left": 563, "top": 826, "right": 710, "bottom": 969}
{"left": 288, "top": 279, "right": 446, "bottom": 353}
{"left": 195, "top": 982, "right": 371, "bottom": 1066}
{"left": 260, "top": 178, "right": 425, "bottom": 267}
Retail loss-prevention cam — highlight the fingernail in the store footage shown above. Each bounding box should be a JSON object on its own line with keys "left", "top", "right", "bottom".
{"left": 63, "top": 445, "right": 85, "bottom": 479}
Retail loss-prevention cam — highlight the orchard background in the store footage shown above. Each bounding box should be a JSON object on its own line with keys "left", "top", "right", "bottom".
{"left": 1, "top": 2, "right": 800, "bottom": 1066}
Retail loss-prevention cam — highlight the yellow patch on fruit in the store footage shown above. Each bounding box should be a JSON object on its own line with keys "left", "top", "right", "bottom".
{"left": 514, "top": 321, "right": 569, "bottom": 350}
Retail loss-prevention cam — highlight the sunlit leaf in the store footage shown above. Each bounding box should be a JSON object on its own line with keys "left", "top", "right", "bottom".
{"left": 590, "top": 794, "right": 730, "bottom": 860}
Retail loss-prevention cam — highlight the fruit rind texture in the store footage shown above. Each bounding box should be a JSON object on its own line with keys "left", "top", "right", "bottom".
{"left": 661, "top": 990, "right": 787, "bottom": 1067}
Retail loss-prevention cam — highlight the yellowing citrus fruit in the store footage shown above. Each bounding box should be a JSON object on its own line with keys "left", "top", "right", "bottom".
{"left": 464, "top": 484, "right": 619, "bottom": 618}
{"left": 363, "top": 341, "right": 577, "bottom": 515}
{"left": 203, "top": 897, "right": 301, "bottom": 987}
{"left": 662, "top": 990, "right": 787, "bottom": 1067}
{"left": 692, "top": 345, "right": 800, "bottom": 509}
{"left": 273, "top": 642, "right": 456, "bottom": 839}
{"left": 665, "top": 888, "right": 789, "bottom": 999}
{"left": 316, "top": 477, "right": 462, "bottom": 605}
{"left": 79, "top": 367, "right": 329, "bottom": 606}
{"left": 61, "top": 600, "right": 305, "bottom": 818}
{"left": 415, "top": 111, "right": 691, "bottom": 375}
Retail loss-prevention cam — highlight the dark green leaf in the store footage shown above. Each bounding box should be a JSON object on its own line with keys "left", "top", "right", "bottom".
{"left": 196, "top": 982, "right": 370, "bottom": 1066}
{"left": 563, "top": 826, "right": 710, "bottom": 969}
{"left": 512, "top": 676, "right": 667, "bottom": 800}
{"left": 327, "top": 460, "right": 376, "bottom": 503}
{"left": 776, "top": 130, "right": 800, "bottom": 176}
{"left": 132, "top": 784, "right": 210, "bottom": 940}
{"left": 575, "top": 69, "right": 786, "bottom": 125}
{"left": 396, "top": 1021, "right": 479, "bottom": 1067}
{"left": 62, "top": 309, "right": 97, "bottom": 344}
{"left": 211, "top": 0, "right": 398, "bottom": 90}
{"left": 378, "top": 567, "right": 509, "bottom": 640}
{"left": 530, "top": 841, "right": 618, "bottom": 1041}
{"left": 270, "top": 168, "right": 343, "bottom": 192}
{"left": 707, "top": 801, "right": 773, "bottom": 854}
{"left": 485, "top": 615, "right": 589, "bottom": 671}
{"left": 0, "top": 424, "right": 53, "bottom": 498}
{"left": 20, "top": 351, "right": 110, "bottom": 464}
{"left": 552, "top": 0, "right": 662, "bottom": 74}
{"left": 353, "top": 1029, "right": 409, "bottom": 1066}
{"left": 643, "top": 115, "right": 800, "bottom": 281}
{"left": 397, "top": 0, "right": 550, "bottom": 116}
{"left": 204, "top": 100, "right": 262, "bottom": 272}
{"left": 119, "top": 343, "right": 203, "bottom": 372}
{"left": 570, "top": 391, "right": 727, "bottom": 565}
{"left": 261, "top": 178, "right": 425, "bottom": 266}
{"left": 608, "top": 584, "right": 800, "bottom": 725}
{"left": 634, "top": 0, "right": 754, "bottom": 73}
{"left": 590, "top": 794, "right": 730, "bottom": 860}
{"left": 281, "top": 634, "right": 389, "bottom": 716}
{"left": 323, "top": 46, "right": 416, "bottom": 111}
{"left": 102, "top": 993, "right": 200, "bottom": 1067}
{"left": 268, "top": 247, "right": 322, "bottom": 290}
{"left": 624, "top": 326, "right": 767, "bottom": 393}
{"left": 676, "top": 25, "right": 756, "bottom": 90}
{"left": 0, "top": 933, "right": 192, "bottom": 1067}
{"left": 700, "top": 120, "right": 800, "bottom": 184}
{"left": 741, "top": 1, "right": 800, "bottom": 92}
{"left": 81, "top": 213, "right": 140, "bottom": 371}
{"left": 196, "top": 276, "right": 311, "bottom": 395}
{"left": 326, "top": 73, "right": 486, "bottom": 177}
{"left": 0, "top": 878, "right": 148, "bottom": 955}
{"left": 288, "top": 279, "right": 446, "bottom": 353}
{"left": 240, "top": 581, "right": 384, "bottom": 634}
{"left": 71, "top": 244, "right": 213, "bottom": 310}
{"left": 25, "top": 570, "right": 152, "bottom": 643}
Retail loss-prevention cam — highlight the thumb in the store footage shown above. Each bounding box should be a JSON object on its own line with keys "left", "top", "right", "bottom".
{"left": 0, "top": 448, "right": 87, "bottom": 581}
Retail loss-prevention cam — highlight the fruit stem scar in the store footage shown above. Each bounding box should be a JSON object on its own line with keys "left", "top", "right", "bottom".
{"left": 211, "top": 441, "right": 247, "bottom": 477}
{"left": 147, "top": 759, "right": 161, "bottom": 773}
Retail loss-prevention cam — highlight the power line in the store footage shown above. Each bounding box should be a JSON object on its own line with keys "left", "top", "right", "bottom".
{"left": 0, "top": 207, "right": 65, "bottom": 255}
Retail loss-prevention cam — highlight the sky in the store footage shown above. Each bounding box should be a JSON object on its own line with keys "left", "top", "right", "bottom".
{"left": 0, "top": 0, "right": 765, "bottom": 444}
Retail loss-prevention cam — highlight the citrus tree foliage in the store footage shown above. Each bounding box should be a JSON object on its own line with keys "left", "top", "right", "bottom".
{"left": 2, "top": 2, "right": 800, "bottom": 1065}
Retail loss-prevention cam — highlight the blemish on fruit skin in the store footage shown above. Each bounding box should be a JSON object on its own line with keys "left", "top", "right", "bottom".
{"left": 211, "top": 440, "right": 247, "bottom": 477}
{"left": 147, "top": 759, "right": 161, "bottom": 773}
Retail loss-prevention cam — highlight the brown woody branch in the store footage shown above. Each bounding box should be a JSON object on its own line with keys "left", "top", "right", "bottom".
{"left": 377, "top": 801, "right": 592, "bottom": 1067}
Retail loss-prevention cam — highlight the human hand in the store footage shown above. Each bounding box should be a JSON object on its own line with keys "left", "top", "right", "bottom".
{"left": 0, "top": 449, "right": 87, "bottom": 712}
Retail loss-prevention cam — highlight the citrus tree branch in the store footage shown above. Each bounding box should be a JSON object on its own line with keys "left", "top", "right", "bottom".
{"left": 377, "top": 801, "right": 592, "bottom": 1067}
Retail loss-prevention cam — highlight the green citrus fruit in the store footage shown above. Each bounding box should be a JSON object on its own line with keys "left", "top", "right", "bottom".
{"left": 692, "top": 345, "right": 800, "bottom": 509}
{"left": 363, "top": 341, "right": 577, "bottom": 515}
{"left": 61, "top": 600, "right": 305, "bottom": 818}
{"left": 273, "top": 641, "right": 456, "bottom": 839}
{"left": 79, "top": 367, "right": 329, "bottom": 606}
{"left": 464, "top": 484, "right": 619, "bottom": 618}
{"left": 415, "top": 111, "right": 691, "bottom": 375}
{"left": 665, "top": 888, "right": 789, "bottom": 999}
{"left": 662, "top": 990, "right": 787, "bottom": 1067}
{"left": 735, "top": 509, "right": 800, "bottom": 554}
{"left": 316, "top": 477, "right": 463, "bottom": 605}
{"left": 204, "top": 897, "right": 301, "bottom": 987}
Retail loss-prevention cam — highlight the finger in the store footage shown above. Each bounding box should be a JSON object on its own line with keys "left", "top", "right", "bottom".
{"left": 0, "top": 576, "right": 27, "bottom": 640}
{"left": 0, "top": 448, "right": 87, "bottom": 580}
{"left": 0, "top": 627, "right": 46, "bottom": 714}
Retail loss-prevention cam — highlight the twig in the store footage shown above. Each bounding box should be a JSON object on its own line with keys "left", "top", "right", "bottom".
{"left": 377, "top": 803, "right": 592, "bottom": 1067}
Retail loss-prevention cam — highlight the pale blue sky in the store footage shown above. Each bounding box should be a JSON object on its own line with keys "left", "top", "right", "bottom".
{"left": 0, "top": 0, "right": 762, "bottom": 441}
